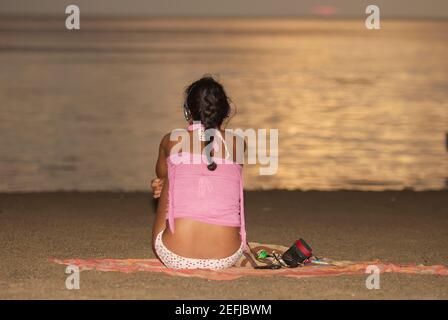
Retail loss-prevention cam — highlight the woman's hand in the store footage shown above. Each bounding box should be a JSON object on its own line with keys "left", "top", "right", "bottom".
{"left": 151, "top": 178, "right": 164, "bottom": 198}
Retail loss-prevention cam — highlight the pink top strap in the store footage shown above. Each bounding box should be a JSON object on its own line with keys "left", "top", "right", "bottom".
{"left": 239, "top": 170, "right": 247, "bottom": 250}
{"left": 187, "top": 122, "right": 203, "bottom": 131}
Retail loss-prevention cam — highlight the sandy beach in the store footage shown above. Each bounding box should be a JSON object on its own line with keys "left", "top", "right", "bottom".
{"left": 0, "top": 190, "right": 447, "bottom": 299}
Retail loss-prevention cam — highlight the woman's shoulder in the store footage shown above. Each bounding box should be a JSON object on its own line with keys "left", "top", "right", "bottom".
{"left": 159, "top": 131, "right": 176, "bottom": 155}
{"left": 161, "top": 129, "right": 191, "bottom": 155}
{"left": 223, "top": 130, "right": 246, "bottom": 151}
{"left": 159, "top": 132, "right": 171, "bottom": 147}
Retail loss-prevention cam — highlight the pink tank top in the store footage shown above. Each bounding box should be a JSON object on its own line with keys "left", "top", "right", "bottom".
{"left": 166, "top": 125, "right": 247, "bottom": 248}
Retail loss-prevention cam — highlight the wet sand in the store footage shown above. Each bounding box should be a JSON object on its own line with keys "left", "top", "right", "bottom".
{"left": 0, "top": 190, "right": 447, "bottom": 299}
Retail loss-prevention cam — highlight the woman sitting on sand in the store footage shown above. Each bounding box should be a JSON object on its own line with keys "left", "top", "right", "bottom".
{"left": 150, "top": 76, "right": 246, "bottom": 270}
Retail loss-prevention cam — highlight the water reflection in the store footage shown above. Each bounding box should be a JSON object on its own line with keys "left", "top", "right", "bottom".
{"left": 0, "top": 18, "right": 447, "bottom": 191}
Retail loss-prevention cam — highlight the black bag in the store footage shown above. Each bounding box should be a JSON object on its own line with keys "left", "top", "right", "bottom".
{"left": 281, "top": 238, "right": 313, "bottom": 268}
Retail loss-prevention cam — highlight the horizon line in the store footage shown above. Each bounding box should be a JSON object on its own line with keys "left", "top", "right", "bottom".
{"left": 1, "top": 13, "right": 447, "bottom": 21}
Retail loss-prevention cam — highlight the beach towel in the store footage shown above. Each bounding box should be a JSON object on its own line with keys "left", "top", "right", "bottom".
{"left": 49, "top": 242, "right": 448, "bottom": 281}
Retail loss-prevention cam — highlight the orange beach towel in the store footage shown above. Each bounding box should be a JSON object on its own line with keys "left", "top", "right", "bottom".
{"left": 49, "top": 242, "right": 448, "bottom": 281}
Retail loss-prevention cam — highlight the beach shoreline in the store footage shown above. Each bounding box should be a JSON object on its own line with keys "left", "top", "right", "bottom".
{"left": 1, "top": 190, "right": 447, "bottom": 299}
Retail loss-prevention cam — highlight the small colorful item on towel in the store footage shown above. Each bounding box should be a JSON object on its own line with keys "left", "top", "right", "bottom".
{"left": 49, "top": 242, "right": 448, "bottom": 281}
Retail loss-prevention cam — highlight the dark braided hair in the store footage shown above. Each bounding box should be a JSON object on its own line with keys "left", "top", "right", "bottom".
{"left": 184, "top": 76, "right": 231, "bottom": 171}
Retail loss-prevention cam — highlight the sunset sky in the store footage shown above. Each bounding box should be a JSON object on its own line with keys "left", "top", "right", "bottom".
{"left": 1, "top": 0, "right": 447, "bottom": 18}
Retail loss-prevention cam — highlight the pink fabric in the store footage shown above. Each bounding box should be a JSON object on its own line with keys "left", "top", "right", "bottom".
{"left": 166, "top": 125, "right": 247, "bottom": 248}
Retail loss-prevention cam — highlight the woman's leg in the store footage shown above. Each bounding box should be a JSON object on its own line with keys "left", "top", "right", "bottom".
{"left": 152, "top": 179, "right": 169, "bottom": 255}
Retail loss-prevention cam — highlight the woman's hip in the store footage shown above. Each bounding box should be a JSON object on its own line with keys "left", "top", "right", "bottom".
{"left": 154, "top": 230, "right": 243, "bottom": 270}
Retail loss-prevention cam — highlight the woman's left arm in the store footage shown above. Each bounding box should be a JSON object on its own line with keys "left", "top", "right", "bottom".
{"left": 150, "top": 133, "right": 170, "bottom": 198}
{"left": 152, "top": 133, "right": 170, "bottom": 254}
{"left": 156, "top": 133, "right": 170, "bottom": 179}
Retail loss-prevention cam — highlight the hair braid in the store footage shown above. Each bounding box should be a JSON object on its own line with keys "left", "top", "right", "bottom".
{"left": 184, "top": 76, "right": 231, "bottom": 171}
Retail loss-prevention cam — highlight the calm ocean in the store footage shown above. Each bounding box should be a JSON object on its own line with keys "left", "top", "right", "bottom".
{"left": 0, "top": 17, "right": 447, "bottom": 191}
